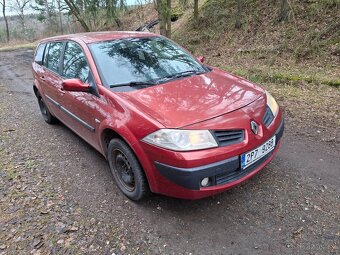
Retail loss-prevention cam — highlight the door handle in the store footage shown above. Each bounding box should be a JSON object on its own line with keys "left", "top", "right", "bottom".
{"left": 40, "top": 76, "right": 45, "bottom": 81}
{"left": 58, "top": 88, "right": 65, "bottom": 94}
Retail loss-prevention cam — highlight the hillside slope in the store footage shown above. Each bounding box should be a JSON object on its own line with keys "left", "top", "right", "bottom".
{"left": 120, "top": 0, "right": 339, "bottom": 83}
{"left": 173, "top": 0, "right": 339, "bottom": 81}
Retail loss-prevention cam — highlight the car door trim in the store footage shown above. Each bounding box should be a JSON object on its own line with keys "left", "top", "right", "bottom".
{"left": 45, "top": 95, "right": 95, "bottom": 132}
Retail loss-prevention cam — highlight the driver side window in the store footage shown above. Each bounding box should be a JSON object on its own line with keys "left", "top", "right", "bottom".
{"left": 63, "top": 42, "right": 90, "bottom": 83}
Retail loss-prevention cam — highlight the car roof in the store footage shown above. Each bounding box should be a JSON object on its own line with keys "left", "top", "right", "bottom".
{"left": 39, "top": 31, "right": 159, "bottom": 44}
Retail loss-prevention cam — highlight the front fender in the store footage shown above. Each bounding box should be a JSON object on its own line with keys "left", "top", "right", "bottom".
{"left": 97, "top": 120, "right": 158, "bottom": 193}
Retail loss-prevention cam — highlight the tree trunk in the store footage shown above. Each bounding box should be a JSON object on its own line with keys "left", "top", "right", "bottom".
{"left": 106, "top": 0, "right": 121, "bottom": 28}
{"left": 157, "top": 0, "right": 171, "bottom": 37}
{"left": 157, "top": 0, "right": 166, "bottom": 36}
{"left": 166, "top": 0, "right": 171, "bottom": 38}
{"left": 114, "top": 15, "right": 122, "bottom": 28}
{"left": 64, "top": 0, "right": 91, "bottom": 32}
{"left": 194, "top": 0, "right": 198, "bottom": 24}
{"left": 19, "top": 9, "right": 27, "bottom": 38}
{"left": 57, "top": 0, "right": 63, "bottom": 33}
{"left": 106, "top": 0, "right": 113, "bottom": 22}
{"left": 1, "top": 0, "right": 9, "bottom": 42}
{"left": 43, "top": 0, "right": 53, "bottom": 28}
{"left": 235, "top": 0, "right": 242, "bottom": 29}
{"left": 278, "top": 0, "right": 289, "bottom": 22}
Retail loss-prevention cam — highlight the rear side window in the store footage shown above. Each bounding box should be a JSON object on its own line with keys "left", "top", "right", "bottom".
{"left": 45, "top": 42, "right": 63, "bottom": 73}
{"left": 62, "top": 42, "right": 90, "bottom": 83}
{"left": 34, "top": 43, "right": 46, "bottom": 64}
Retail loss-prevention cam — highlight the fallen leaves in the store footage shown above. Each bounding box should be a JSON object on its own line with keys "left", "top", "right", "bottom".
{"left": 293, "top": 227, "right": 304, "bottom": 236}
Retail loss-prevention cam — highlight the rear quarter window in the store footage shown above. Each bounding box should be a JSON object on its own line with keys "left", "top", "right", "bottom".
{"left": 34, "top": 43, "right": 46, "bottom": 65}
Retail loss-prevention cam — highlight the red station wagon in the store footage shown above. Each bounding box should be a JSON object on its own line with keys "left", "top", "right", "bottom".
{"left": 32, "top": 32, "right": 284, "bottom": 200}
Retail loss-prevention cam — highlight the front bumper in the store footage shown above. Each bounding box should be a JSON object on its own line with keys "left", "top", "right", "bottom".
{"left": 154, "top": 120, "right": 284, "bottom": 195}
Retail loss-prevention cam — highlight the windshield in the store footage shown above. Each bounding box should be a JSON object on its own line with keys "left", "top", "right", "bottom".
{"left": 89, "top": 36, "right": 207, "bottom": 87}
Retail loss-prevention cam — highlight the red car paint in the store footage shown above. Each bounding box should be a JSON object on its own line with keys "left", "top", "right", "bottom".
{"left": 32, "top": 32, "right": 283, "bottom": 199}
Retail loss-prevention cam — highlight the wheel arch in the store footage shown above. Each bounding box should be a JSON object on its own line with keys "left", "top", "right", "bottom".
{"left": 100, "top": 127, "right": 156, "bottom": 192}
{"left": 101, "top": 128, "right": 125, "bottom": 158}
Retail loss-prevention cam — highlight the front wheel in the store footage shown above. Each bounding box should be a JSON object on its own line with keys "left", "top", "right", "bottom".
{"left": 108, "top": 138, "right": 149, "bottom": 201}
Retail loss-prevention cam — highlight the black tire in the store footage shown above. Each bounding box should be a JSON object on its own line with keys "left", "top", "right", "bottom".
{"left": 37, "top": 94, "right": 57, "bottom": 124}
{"left": 108, "top": 138, "right": 149, "bottom": 201}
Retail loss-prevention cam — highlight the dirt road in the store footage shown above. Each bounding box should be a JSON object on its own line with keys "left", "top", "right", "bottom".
{"left": 0, "top": 49, "right": 339, "bottom": 255}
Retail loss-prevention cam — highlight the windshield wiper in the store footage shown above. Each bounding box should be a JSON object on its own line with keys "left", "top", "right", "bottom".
{"left": 110, "top": 80, "right": 156, "bottom": 88}
{"left": 174, "top": 70, "right": 205, "bottom": 78}
{"left": 156, "top": 70, "right": 206, "bottom": 83}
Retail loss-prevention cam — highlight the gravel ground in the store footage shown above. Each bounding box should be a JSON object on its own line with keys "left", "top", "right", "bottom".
{"left": 0, "top": 49, "right": 339, "bottom": 255}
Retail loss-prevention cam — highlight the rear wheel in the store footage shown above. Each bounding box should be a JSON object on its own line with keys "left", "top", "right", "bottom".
{"left": 108, "top": 138, "right": 148, "bottom": 201}
{"left": 37, "top": 94, "right": 57, "bottom": 124}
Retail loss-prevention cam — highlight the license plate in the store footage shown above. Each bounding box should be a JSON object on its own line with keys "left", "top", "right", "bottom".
{"left": 241, "top": 136, "right": 276, "bottom": 169}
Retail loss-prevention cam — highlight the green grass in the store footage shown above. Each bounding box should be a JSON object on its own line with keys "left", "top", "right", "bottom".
{"left": 220, "top": 66, "right": 340, "bottom": 88}
{"left": 0, "top": 42, "right": 37, "bottom": 52}
{"left": 25, "top": 159, "right": 38, "bottom": 170}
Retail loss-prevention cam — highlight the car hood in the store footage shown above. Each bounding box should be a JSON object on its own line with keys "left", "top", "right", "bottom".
{"left": 117, "top": 68, "right": 265, "bottom": 128}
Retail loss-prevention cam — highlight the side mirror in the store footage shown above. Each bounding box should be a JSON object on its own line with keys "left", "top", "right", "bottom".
{"left": 62, "top": 79, "right": 90, "bottom": 92}
{"left": 197, "top": 56, "right": 205, "bottom": 63}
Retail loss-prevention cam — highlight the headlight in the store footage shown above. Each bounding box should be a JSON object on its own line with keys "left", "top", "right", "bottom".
{"left": 266, "top": 91, "right": 279, "bottom": 117}
{"left": 142, "top": 129, "right": 218, "bottom": 151}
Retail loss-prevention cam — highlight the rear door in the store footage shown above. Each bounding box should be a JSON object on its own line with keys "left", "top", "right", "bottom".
{"left": 39, "top": 41, "right": 65, "bottom": 119}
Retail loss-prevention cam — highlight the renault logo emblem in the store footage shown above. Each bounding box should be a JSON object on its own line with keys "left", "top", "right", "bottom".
{"left": 251, "top": 121, "right": 259, "bottom": 135}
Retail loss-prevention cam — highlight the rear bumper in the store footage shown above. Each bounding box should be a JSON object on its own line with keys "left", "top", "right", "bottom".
{"left": 154, "top": 120, "right": 284, "bottom": 197}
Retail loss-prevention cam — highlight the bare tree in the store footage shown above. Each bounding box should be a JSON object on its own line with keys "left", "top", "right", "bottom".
{"left": 136, "top": 0, "right": 144, "bottom": 25}
{"left": 56, "top": 0, "right": 65, "bottom": 33}
{"left": 33, "top": 0, "right": 69, "bottom": 34}
{"left": 63, "top": 0, "right": 125, "bottom": 32}
{"left": 0, "top": 0, "right": 9, "bottom": 42}
{"left": 63, "top": 0, "right": 90, "bottom": 31}
{"left": 11, "top": 0, "right": 31, "bottom": 37}
{"left": 106, "top": 0, "right": 122, "bottom": 28}
{"left": 43, "top": 0, "right": 52, "bottom": 27}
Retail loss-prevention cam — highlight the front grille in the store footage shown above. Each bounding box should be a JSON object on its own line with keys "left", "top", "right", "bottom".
{"left": 211, "top": 119, "right": 284, "bottom": 187}
{"left": 263, "top": 106, "right": 274, "bottom": 127}
{"left": 212, "top": 130, "right": 244, "bottom": 146}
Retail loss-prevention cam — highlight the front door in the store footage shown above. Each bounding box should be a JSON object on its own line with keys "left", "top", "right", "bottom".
{"left": 59, "top": 41, "right": 106, "bottom": 150}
